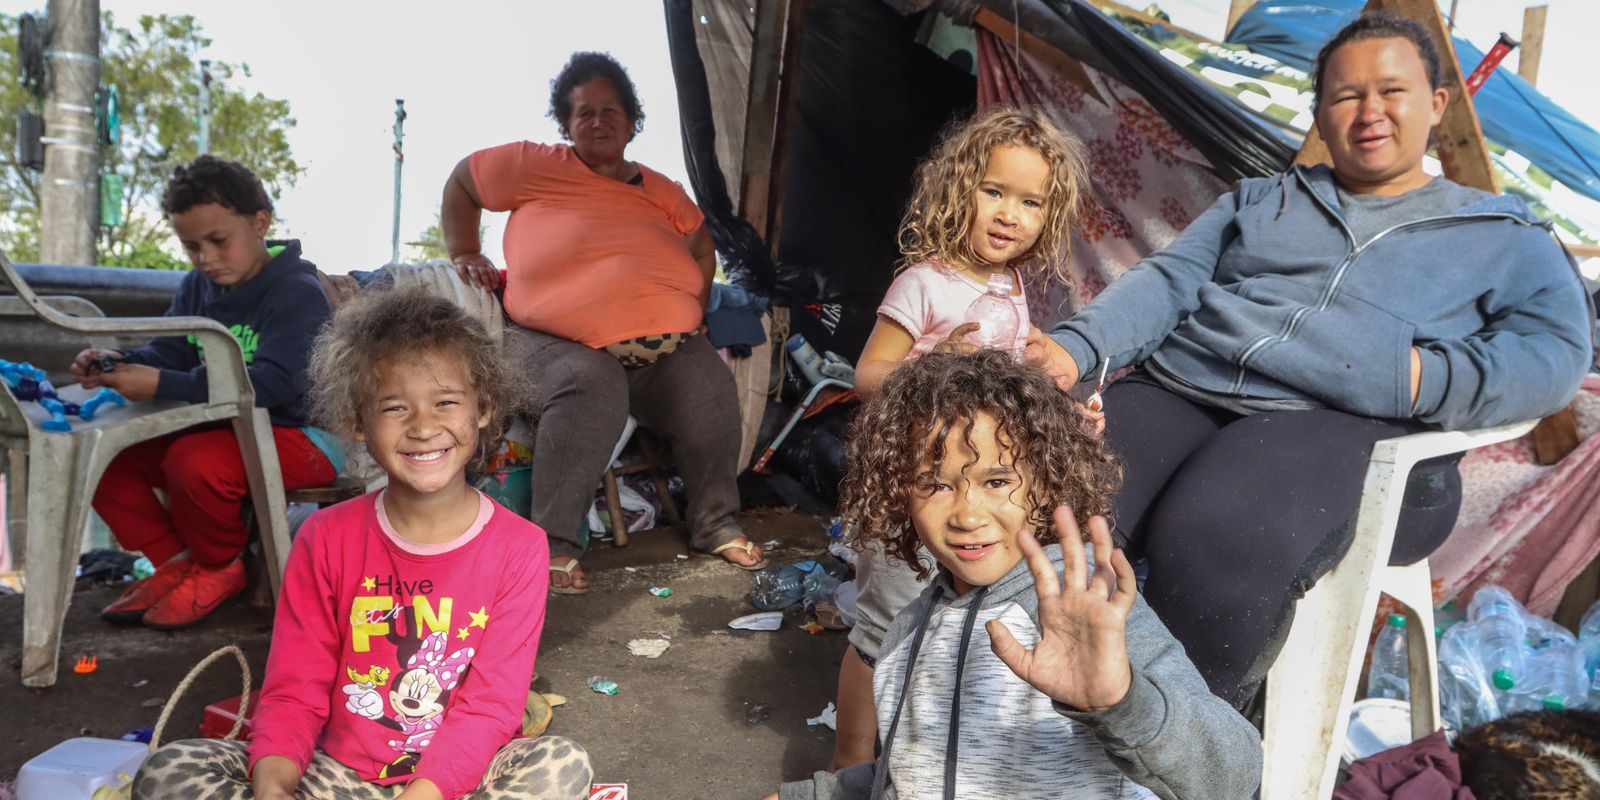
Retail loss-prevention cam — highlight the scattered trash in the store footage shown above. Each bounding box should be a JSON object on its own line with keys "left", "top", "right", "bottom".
{"left": 801, "top": 621, "right": 824, "bottom": 634}
{"left": 588, "top": 676, "right": 620, "bottom": 696}
{"left": 807, "top": 702, "right": 838, "bottom": 730}
{"left": 590, "top": 784, "right": 630, "bottom": 800}
{"left": 627, "top": 638, "right": 671, "bottom": 659}
{"left": 140, "top": 698, "right": 164, "bottom": 709}
{"left": 751, "top": 556, "right": 850, "bottom": 611}
{"left": 624, "top": 566, "right": 638, "bottom": 573}
{"left": 728, "top": 612, "right": 784, "bottom": 632}
{"left": 814, "top": 603, "right": 848, "bottom": 631}
{"left": 15, "top": 738, "right": 145, "bottom": 800}
{"left": 675, "top": 554, "right": 689, "bottom": 560}
{"left": 745, "top": 702, "right": 772, "bottom": 724}
{"left": 131, "top": 557, "right": 154, "bottom": 581}
{"left": 648, "top": 586, "right": 672, "bottom": 598}
{"left": 74, "top": 655, "right": 98, "bottom": 674}
{"left": 762, "top": 539, "right": 781, "bottom": 551}
{"left": 130, "top": 679, "right": 149, "bottom": 689}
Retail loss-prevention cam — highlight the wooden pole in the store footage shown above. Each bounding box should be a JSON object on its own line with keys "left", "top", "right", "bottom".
{"left": 763, "top": 0, "right": 809, "bottom": 258}
{"left": 1519, "top": 5, "right": 1548, "bottom": 85}
{"left": 1226, "top": 0, "right": 1258, "bottom": 37}
{"left": 738, "top": 0, "right": 790, "bottom": 240}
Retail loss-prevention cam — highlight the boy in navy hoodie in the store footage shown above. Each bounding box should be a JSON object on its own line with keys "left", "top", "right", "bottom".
{"left": 72, "top": 155, "right": 341, "bottom": 630}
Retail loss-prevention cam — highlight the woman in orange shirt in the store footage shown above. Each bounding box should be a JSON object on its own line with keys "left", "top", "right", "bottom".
{"left": 441, "top": 52, "right": 766, "bottom": 594}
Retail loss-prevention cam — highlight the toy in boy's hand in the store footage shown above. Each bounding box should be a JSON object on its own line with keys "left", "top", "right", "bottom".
{"left": 987, "top": 506, "right": 1136, "bottom": 713}
{"left": 88, "top": 353, "right": 122, "bottom": 375}
{"left": 1, "top": 358, "right": 127, "bottom": 432}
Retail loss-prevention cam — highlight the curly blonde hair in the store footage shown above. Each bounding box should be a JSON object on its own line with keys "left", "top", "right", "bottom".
{"left": 898, "top": 106, "right": 1090, "bottom": 283}
{"left": 840, "top": 350, "right": 1121, "bottom": 580}
{"left": 307, "top": 286, "right": 520, "bottom": 479}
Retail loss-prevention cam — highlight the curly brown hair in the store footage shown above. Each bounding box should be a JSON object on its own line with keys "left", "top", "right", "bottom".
{"left": 898, "top": 106, "right": 1090, "bottom": 283}
{"left": 840, "top": 350, "right": 1121, "bottom": 579}
{"left": 307, "top": 286, "right": 521, "bottom": 480}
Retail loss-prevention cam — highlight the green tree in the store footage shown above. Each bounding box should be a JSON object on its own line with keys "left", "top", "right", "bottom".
{"left": 0, "top": 12, "right": 303, "bottom": 268}
{"left": 406, "top": 213, "right": 484, "bottom": 263}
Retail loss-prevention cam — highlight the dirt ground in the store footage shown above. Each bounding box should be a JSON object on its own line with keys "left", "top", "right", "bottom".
{"left": 0, "top": 509, "right": 845, "bottom": 799}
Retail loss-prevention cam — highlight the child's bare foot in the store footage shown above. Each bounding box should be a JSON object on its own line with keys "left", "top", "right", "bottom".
{"left": 550, "top": 556, "right": 589, "bottom": 595}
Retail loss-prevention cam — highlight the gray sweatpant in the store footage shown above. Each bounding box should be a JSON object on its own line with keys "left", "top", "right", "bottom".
{"left": 507, "top": 326, "right": 746, "bottom": 560}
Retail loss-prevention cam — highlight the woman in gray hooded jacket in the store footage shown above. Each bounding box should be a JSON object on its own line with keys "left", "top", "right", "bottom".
{"left": 1029, "top": 11, "right": 1595, "bottom": 707}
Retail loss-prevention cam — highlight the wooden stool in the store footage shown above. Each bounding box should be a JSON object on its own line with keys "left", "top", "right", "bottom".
{"left": 601, "top": 429, "right": 680, "bottom": 547}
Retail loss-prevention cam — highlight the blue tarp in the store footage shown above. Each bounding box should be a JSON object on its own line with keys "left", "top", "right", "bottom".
{"left": 1227, "top": 0, "right": 1600, "bottom": 202}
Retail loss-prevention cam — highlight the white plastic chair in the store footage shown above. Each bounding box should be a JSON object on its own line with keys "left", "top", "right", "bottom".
{"left": 1261, "top": 419, "right": 1539, "bottom": 799}
{"left": 0, "top": 251, "right": 292, "bottom": 688}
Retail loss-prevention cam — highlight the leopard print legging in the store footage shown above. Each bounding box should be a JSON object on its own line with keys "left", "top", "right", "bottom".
{"left": 133, "top": 736, "right": 593, "bottom": 799}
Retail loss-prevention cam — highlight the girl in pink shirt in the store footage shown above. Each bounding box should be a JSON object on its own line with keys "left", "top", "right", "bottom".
{"left": 853, "top": 106, "right": 1090, "bottom": 399}
{"left": 134, "top": 288, "right": 592, "bottom": 800}
{"left": 835, "top": 107, "right": 1095, "bottom": 771}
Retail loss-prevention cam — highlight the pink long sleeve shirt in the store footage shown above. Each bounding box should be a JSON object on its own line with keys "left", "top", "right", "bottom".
{"left": 248, "top": 490, "right": 549, "bottom": 799}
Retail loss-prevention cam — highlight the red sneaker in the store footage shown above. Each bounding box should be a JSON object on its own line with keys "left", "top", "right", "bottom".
{"left": 141, "top": 558, "right": 246, "bottom": 630}
{"left": 101, "top": 554, "right": 194, "bottom": 624}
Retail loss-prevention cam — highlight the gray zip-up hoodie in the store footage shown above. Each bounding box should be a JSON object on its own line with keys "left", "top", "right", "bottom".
{"left": 1050, "top": 165, "right": 1594, "bottom": 430}
{"left": 778, "top": 545, "right": 1261, "bottom": 800}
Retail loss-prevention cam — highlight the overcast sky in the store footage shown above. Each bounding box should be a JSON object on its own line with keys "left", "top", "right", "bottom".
{"left": 4, "top": 1, "right": 1596, "bottom": 272}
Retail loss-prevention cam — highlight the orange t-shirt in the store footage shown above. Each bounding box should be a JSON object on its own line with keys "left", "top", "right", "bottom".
{"left": 470, "top": 142, "right": 707, "bottom": 348}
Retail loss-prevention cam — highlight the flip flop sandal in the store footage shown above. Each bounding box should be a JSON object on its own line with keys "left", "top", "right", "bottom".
{"left": 707, "top": 539, "right": 770, "bottom": 571}
{"left": 550, "top": 559, "right": 589, "bottom": 595}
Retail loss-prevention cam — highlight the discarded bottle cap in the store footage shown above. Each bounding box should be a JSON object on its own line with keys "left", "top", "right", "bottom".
{"left": 1387, "top": 614, "right": 1407, "bottom": 628}
{"left": 1543, "top": 694, "right": 1566, "bottom": 711}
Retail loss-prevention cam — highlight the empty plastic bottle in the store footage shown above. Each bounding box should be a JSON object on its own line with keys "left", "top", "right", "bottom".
{"left": 1578, "top": 599, "right": 1600, "bottom": 680}
{"left": 1438, "top": 622, "right": 1500, "bottom": 730}
{"left": 1367, "top": 614, "right": 1411, "bottom": 701}
{"left": 1467, "top": 586, "right": 1530, "bottom": 694}
{"left": 1511, "top": 641, "right": 1588, "bottom": 713}
{"left": 751, "top": 561, "right": 816, "bottom": 611}
{"left": 962, "top": 273, "right": 1022, "bottom": 355}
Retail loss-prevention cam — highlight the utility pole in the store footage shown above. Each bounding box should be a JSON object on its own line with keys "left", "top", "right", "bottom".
{"left": 391, "top": 99, "right": 406, "bottom": 264}
{"left": 39, "top": 0, "right": 100, "bottom": 265}
{"left": 198, "top": 59, "right": 212, "bottom": 153}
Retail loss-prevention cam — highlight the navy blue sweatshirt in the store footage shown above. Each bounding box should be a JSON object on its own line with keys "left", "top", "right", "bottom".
{"left": 121, "top": 239, "right": 331, "bottom": 427}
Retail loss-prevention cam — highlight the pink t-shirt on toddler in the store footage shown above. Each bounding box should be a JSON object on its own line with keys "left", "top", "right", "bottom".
{"left": 248, "top": 491, "right": 549, "bottom": 799}
{"left": 876, "top": 260, "right": 1030, "bottom": 358}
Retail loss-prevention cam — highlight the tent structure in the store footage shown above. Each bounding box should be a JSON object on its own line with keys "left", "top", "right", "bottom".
{"left": 668, "top": 0, "right": 1598, "bottom": 361}
{"left": 665, "top": 0, "right": 1600, "bottom": 619}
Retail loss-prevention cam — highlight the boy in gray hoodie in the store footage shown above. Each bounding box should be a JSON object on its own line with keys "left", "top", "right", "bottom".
{"left": 774, "top": 350, "right": 1260, "bottom": 800}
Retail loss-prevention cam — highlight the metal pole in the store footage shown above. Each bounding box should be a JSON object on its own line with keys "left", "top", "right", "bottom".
{"left": 40, "top": 0, "right": 101, "bottom": 265}
{"left": 1447, "top": 0, "right": 1460, "bottom": 31}
{"left": 198, "top": 59, "right": 211, "bottom": 153}
{"left": 391, "top": 99, "right": 406, "bottom": 265}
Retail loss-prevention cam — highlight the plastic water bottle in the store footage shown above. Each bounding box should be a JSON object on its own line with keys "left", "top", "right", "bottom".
{"left": 1367, "top": 614, "right": 1411, "bottom": 700}
{"left": 1511, "top": 641, "right": 1588, "bottom": 712}
{"left": 786, "top": 334, "right": 826, "bottom": 386}
{"left": 962, "top": 273, "right": 1022, "bottom": 354}
{"left": 751, "top": 562, "right": 812, "bottom": 610}
{"left": 1467, "top": 586, "right": 1530, "bottom": 694}
{"left": 1578, "top": 599, "right": 1600, "bottom": 679}
{"left": 1438, "top": 622, "right": 1501, "bottom": 730}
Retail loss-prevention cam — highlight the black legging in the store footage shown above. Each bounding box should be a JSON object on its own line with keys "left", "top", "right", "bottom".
{"left": 1105, "top": 372, "right": 1463, "bottom": 708}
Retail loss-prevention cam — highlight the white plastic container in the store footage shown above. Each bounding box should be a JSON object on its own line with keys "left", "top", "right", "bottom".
{"left": 17, "top": 737, "right": 149, "bottom": 800}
